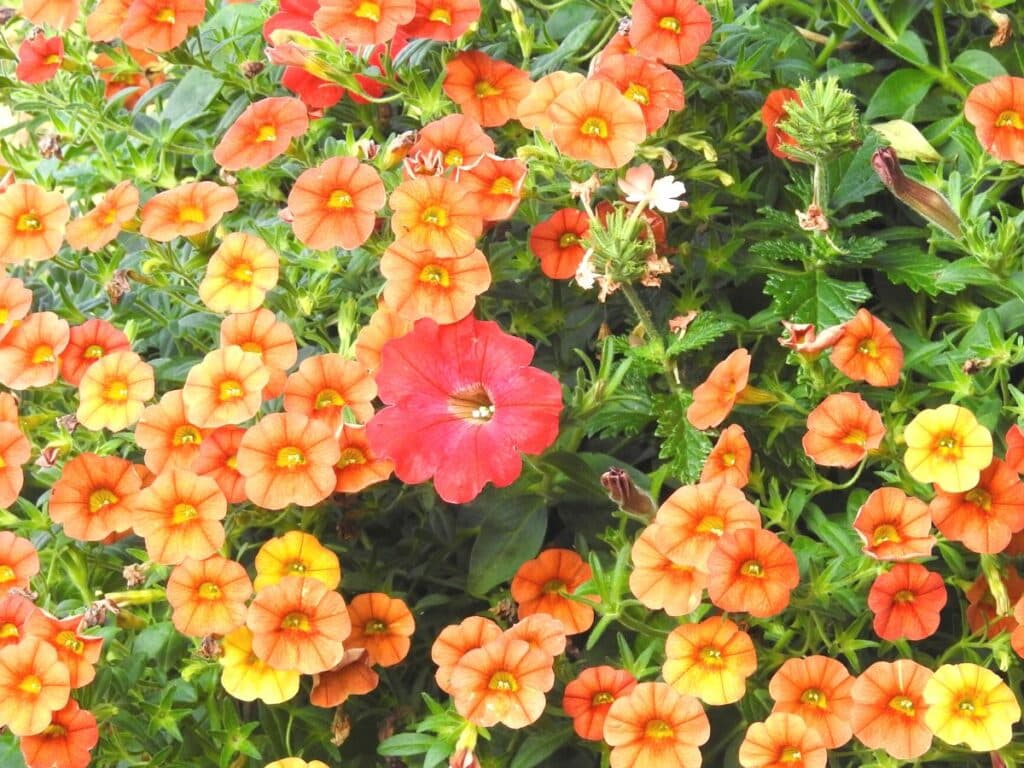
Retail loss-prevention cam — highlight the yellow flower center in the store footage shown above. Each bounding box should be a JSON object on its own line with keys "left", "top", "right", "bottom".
{"left": 104, "top": 379, "right": 129, "bottom": 402}
{"left": 255, "top": 125, "right": 277, "bottom": 143}
{"left": 658, "top": 16, "right": 681, "bottom": 32}
{"left": 45, "top": 54, "right": 61, "bottom": 65}
{"left": 56, "top": 630, "right": 84, "bottom": 654}
{"left": 327, "top": 189, "right": 354, "bottom": 209}
{"left": 580, "top": 117, "right": 609, "bottom": 138}
{"left": 740, "top": 560, "right": 764, "bottom": 577}
{"left": 198, "top": 581, "right": 221, "bottom": 600}
{"left": 337, "top": 447, "right": 367, "bottom": 467}
{"left": 281, "top": 611, "right": 311, "bottom": 632}
{"left": 894, "top": 589, "right": 916, "bottom": 603}
{"left": 592, "top": 691, "right": 615, "bottom": 705}
{"left": 84, "top": 344, "right": 105, "bottom": 359}
{"left": 231, "top": 263, "right": 255, "bottom": 283}
{"left": 695, "top": 515, "right": 724, "bottom": 535}
{"left": 276, "top": 446, "right": 306, "bottom": 468}
{"left": 178, "top": 206, "right": 206, "bottom": 224}
{"left": 490, "top": 177, "right": 515, "bottom": 196}
{"left": 315, "top": 389, "right": 346, "bottom": 410}
{"left": 889, "top": 695, "right": 915, "bottom": 716}
{"left": 857, "top": 338, "right": 879, "bottom": 357}
{"left": 88, "top": 488, "right": 119, "bottom": 513}
{"left": 419, "top": 264, "right": 451, "bottom": 286}
{"left": 488, "top": 671, "right": 519, "bottom": 691}
{"left": 18, "top": 675, "right": 42, "bottom": 695}
{"left": 173, "top": 425, "right": 202, "bottom": 445}
{"left": 542, "top": 578, "right": 566, "bottom": 594}
{"left": 365, "top": 619, "right": 388, "bottom": 635}
{"left": 15, "top": 213, "right": 42, "bottom": 232}
{"left": 0, "top": 309, "right": 8, "bottom": 324}
{"left": 841, "top": 429, "right": 867, "bottom": 446}
{"left": 354, "top": 0, "right": 381, "bottom": 20}
{"left": 240, "top": 342, "right": 262, "bottom": 355}
{"left": 780, "top": 747, "right": 802, "bottom": 763}
{"left": 958, "top": 698, "right": 976, "bottom": 713}
{"left": 965, "top": 487, "right": 992, "bottom": 511}
{"left": 558, "top": 233, "right": 579, "bottom": 248}
{"left": 699, "top": 646, "right": 724, "bottom": 666}
{"left": 444, "top": 149, "right": 464, "bottom": 167}
{"left": 0, "top": 623, "right": 18, "bottom": 639}
{"left": 101, "top": 208, "right": 118, "bottom": 225}
{"left": 0, "top": 565, "right": 14, "bottom": 583}
{"left": 172, "top": 503, "right": 198, "bottom": 524}
{"left": 871, "top": 524, "right": 901, "bottom": 545}
{"left": 154, "top": 7, "right": 176, "bottom": 24}
{"left": 287, "top": 561, "right": 307, "bottom": 575}
{"left": 644, "top": 719, "right": 674, "bottom": 739}
{"left": 624, "top": 83, "right": 650, "bottom": 105}
{"left": 995, "top": 110, "right": 1024, "bottom": 129}
{"left": 32, "top": 345, "right": 55, "bottom": 365}
{"left": 428, "top": 7, "right": 451, "bottom": 23}
{"left": 800, "top": 688, "right": 828, "bottom": 708}
{"left": 421, "top": 205, "right": 449, "bottom": 227}
{"left": 935, "top": 434, "right": 962, "bottom": 459}
{"left": 226, "top": 455, "right": 238, "bottom": 470}
{"left": 218, "top": 379, "right": 244, "bottom": 401}
{"left": 474, "top": 81, "right": 502, "bottom": 98}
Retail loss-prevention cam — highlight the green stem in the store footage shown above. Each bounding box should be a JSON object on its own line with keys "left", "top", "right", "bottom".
{"left": 862, "top": 0, "right": 899, "bottom": 40}
{"left": 932, "top": 0, "right": 951, "bottom": 74}
{"left": 618, "top": 282, "right": 680, "bottom": 393}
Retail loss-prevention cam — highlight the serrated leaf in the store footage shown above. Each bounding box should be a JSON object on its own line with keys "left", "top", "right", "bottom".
{"left": 749, "top": 239, "right": 809, "bottom": 263}
{"left": 764, "top": 271, "right": 870, "bottom": 326}
{"left": 653, "top": 393, "right": 711, "bottom": 484}
{"left": 667, "top": 313, "right": 734, "bottom": 355}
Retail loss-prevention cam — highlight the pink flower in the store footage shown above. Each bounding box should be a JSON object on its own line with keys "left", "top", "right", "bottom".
{"left": 366, "top": 317, "right": 564, "bottom": 503}
{"left": 618, "top": 164, "right": 687, "bottom": 213}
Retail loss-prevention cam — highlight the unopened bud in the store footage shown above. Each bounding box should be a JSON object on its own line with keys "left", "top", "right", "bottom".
{"left": 872, "top": 147, "right": 962, "bottom": 237}
{"left": 601, "top": 467, "right": 656, "bottom": 519}
{"left": 239, "top": 60, "right": 265, "bottom": 78}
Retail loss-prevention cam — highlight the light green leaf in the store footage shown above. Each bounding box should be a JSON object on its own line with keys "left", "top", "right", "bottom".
{"left": 872, "top": 120, "right": 941, "bottom": 162}
{"left": 162, "top": 68, "right": 223, "bottom": 133}
{"left": 864, "top": 69, "right": 935, "bottom": 120}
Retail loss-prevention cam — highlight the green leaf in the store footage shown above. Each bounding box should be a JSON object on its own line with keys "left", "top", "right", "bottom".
{"left": 378, "top": 733, "right": 438, "bottom": 758}
{"left": 667, "top": 312, "right": 735, "bottom": 355}
{"left": 830, "top": 133, "right": 885, "bottom": 209}
{"left": 466, "top": 493, "right": 548, "bottom": 596}
{"left": 888, "top": 30, "right": 929, "bottom": 67}
{"left": 653, "top": 393, "right": 711, "bottom": 484}
{"left": 864, "top": 69, "right": 936, "bottom": 120}
{"left": 162, "top": 68, "right": 223, "bottom": 133}
{"left": 763, "top": 271, "right": 870, "bottom": 326}
{"left": 510, "top": 726, "right": 576, "bottom": 768}
{"left": 749, "top": 239, "right": 809, "bottom": 263}
{"left": 951, "top": 50, "right": 1007, "bottom": 85}
{"left": 871, "top": 247, "right": 958, "bottom": 295}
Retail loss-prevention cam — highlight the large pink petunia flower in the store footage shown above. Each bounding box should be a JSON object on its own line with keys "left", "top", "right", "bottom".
{"left": 366, "top": 316, "right": 563, "bottom": 503}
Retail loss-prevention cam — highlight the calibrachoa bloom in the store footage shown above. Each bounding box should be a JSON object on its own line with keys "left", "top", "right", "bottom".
{"left": 265, "top": 760, "right": 329, "bottom": 768}
{"left": 431, "top": 616, "right": 502, "bottom": 693}
{"left": 366, "top": 316, "right": 563, "bottom": 504}
{"left": 964, "top": 75, "right": 1024, "bottom": 165}
{"left": 65, "top": 180, "right": 139, "bottom": 252}
{"left": 929, "top": 457, "right": 1024, "bottom": 553}
{"left": 283, "top": 353, "right": 377, "bottom": 429}
{"left": 333, "top": 424, "right": 395, "bottom": 493}
{"left": 0, "top": 311, "right": 70, "bottom": 389}
{"left": 287, "top": 156, "right": 386, "bottom": 251}
{"left": 829, "top": 308, "right": 904, "bottom": 387}
{"left": 198, "top": 232, "right": 280, "bottom": 314}
{"left": 220, "top": 308, "right": 297, "bottom": 399}
{"left": 48, "top": 453, "right": 141, "bottom": 541}
{"left": 0, "top": 182, "right": 70, "bottom": 264}
{"left": 517, "top": 71, "right": 585, "bottom": 138}
{"left": 213, "top": 96, "right": 310, "bottom": 171}
{"left": 511, "top": 548, "right": 594, "bottom": 634}
{"left": 593, "top": 54, "right": 685, "bottom": 134}
{"left": 182, "top": 346, "right": 270, "bottom": 429}
{"left": 165, "top": 555, "right": 253, "bottom": 637}
{"left": 253, "top": 530, "right": 342, "bottom": 591}
{"left": 76, "top": 350, "right": 155, "bottom": 432}
{"left": 16, "top": 33, "right": 65, "bottom": 85}
{"left": 761, "top": 88, "right": 802, "bottom": 160}
{"left": 219, "top": 626, "right": 300, "bottom": 704}
{"left": 0, "top": 594, "right": 37, "bottom": 650}
{"left": 310, "top": 648, "right": 379, "bottom": 708}
{"left": 654, "top": 479, "right": 761, "bottom": 569}
{"left": 193, "top": 425, "right": 247, "bottom": 503}
{"left": 379, "top": 240, "right": 491, "bottom": 324}
{"left": 354, "top": 304, "right": 413, "bottom": 373}
{"left": 18, "top": 699, "right": 99, "bottom": 768}
{"left": 27, "top": 613, "right": 103, "bottom": 689}
{"left": 966, "top": 566, "right": 1024, "bottom": 637}
{"left": 0, "top": 422, "right": 31, "bottom": 509}
{"left": 850, "top": 659, "right": 933, "bottom": 760}
{"left": 802, "top": 392, "right": 885, "bottom": 468}
{"left": 686, "top": 349, "right": 752, "bottom": 430}
{"left": 389, "top": 175, "right": 483, "bottom": 259}
{"left": 663, "top": 616, "right": 757, "bottom": 706}
{"left": 852, "top": 487, "right": 935, "bottom": 560}
{"left": 700, "top": 424, "right": 752, "bottom": 487}
{"left": 119, "top": 0, "right": 207, "bottom": 52}
{"left": 628, "top": 524, "right": 708, "bottom": 616}
{"left": 867, "top": 562, "right": 947, "bottom": 641}
{"left": 506, "top": 614, "right": 567, "bottom": 658}
{"left": 139, "top": 181, "right": 239, "bottom": 242}
{"left": 456, "top": 155, "right": 527, "bottom": 222}
{"left": 529, "top": 208, "right": 590, "bottom": 280}
{"left": 344, "top": 593, "right": 415, "bottom": 667}
{"left": 628, "top": 0, "right": 713, "bottom": 66}
{"left": 769, "top": 656, "right": 855, "bottom": 749}
{"left": 314, "top": 0, "right": 415, "bottom": 44}
{"left": 0, "top": 532, "right": 40, "bottom": 597}
{"left": 0, "top": 277, "right": 33, "bottom": 338}
{"left": 135, "top": 390, "right": 209, "bottom": 473}
{"left": 738, "top": 713, "right": 827, "bottom": 768}
{"left": 548, "top": 79, "right": 647, "bottom": 169}
{"left": 923, "top": 663, "right": 1021, "bottom": 751}
{"left": 603, "top": 681, "right": 711, "bottom": 768}
{"left": 562, "top": 666, "right": 637, "bottom": 741}
{"left": 0, "top": 638, "right": 70, "bottom": 736}
{"left": 409, "top": 114, "right": 495, "bottom": 172}
{"left": 403, "top": 0, "right": 480, "bottom": 41}
{"left": 21, "top": 0, "right": 80, "bottom": 29}
{"left": 442, "top": 51, "right": 532, "bottom": 128}
{"left": 707, "top": 527, "right": 799, "bottom": 618}
{"left": 60, "top": 318, "right": 132, "bottom": 387}
{"left": 1006, "top": 424, "right": 1024, "bottom": 472}
{"left": 903, "top": 403, "right": 993, "bottom": 493}
{"left": 133, "top": 469, "right": 227, "bottom": 565}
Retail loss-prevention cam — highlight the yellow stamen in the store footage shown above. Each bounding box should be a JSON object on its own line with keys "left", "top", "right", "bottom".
{"left": 419, "top": 264, "right": 451, "bottom": 286}
{"left": 354, "top": 0, "right": 381, "bottom": 21}
{"left": 488, "top": 671, "right": 518, "bottom": 691}
{"left": 88, "top": 489, "right": 119, "bottom": 513}
{"left": 327, "top": 189, "right": 354, "bottom": 209}
{"left": 172, "top": 503, "right": 198, "bottom": 524}
{"left": 579, "top": 117, "right": 609, "bottom": 138}
{"left": 276, "top": 446, "right": 306, "bottom": 468}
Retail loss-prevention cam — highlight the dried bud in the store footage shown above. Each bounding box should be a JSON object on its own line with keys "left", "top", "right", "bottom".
{"left": 778, "top": 320, "right": 844, "bottom": 355}
{"left": 0, "top": 171, "right": 15, "bottom": 193}
{"left": 35, "top": 446, "right": 61, "bottom": 468}
{"left": 81, "top": 597, "right": 120, "bottom": 628}
{"left": 123, "top": 563, "right": 148, "bottom": 587}
{"left": 106, "top": 269, "right": 133, "bottom": 305}
{"left": 796, "top": 203, "right": 829, "bottom": 232}
{"left": 640, "top": 253, "right": 672, "bottom": 287}
{"left": 56, "top": 413, "right": 78, "bottom": 433}
{"left": 872, "top": 147, "right": 962, "bottom": 237}
{"left": 601, "top": 467, "right": 656, "bottom": 519}
{"left": 38, "top": 134, "right": 62, "bottom": 160}
{"left": 450, "top": 749, "right": 481, "bottom": 768}
{"left": 331, "top": 709, "right": 352, "bottom": 747}
{"left": 490, "top": 597, "right": 516, "bottom": 624}
{"left": 239, "top": 60, "right": 265, "bottom": 78}
{"left": 569, "top": 174, "right": 600, "bottom": 209}
{"left": 0, "top": 7, "right": 16, "bottom": 23}
{"left": 963, "top": 357, "right": 993, "bottom": 375}
{"left": 987, "top": 10, "right": 1012, "bottom": 47}
{"left": 7, "top": 587, "right": 37, "bottom": 602}
{"left": 384, "top": 130, "right": 418, "bottom": 169}
{"left": 616, "top": 16, "right": 632, "bottom": 34}
{"left": 668, "top": 311, "right": 698, "bottom": 336}
{"left": 197, "top": 635, "right": 224, "bottom": 660}
{"left": 403, "top": 149, "right": 446, "bottom": 177}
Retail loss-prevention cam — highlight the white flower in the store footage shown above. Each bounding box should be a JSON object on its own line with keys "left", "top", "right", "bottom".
{"left": 618, "top": 163, "right": 687, "bottom": 213}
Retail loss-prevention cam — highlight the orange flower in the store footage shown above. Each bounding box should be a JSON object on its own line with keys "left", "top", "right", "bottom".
{"left": 448, "top": 634, "right": 555, "bottom": 728}
{"left": 0, "top": 277, "right": 33, "bottom": 339}
{"left": 16, "top": 32, "right": 63, "bottom": 85}
{"left": 700, "top": 424, "right": 751, "bottom": 487}
{"left": 283, "top": 353, "right": 377, "bottom": 430}
{"left": 628, "top": 524, "right": 708, "bottom": 616}
{"left": 0, "top": 312, "right": 70, "bottom": 389}
{"left": 354, "top": 305, "right": 413, "bottom": 373}
{"left": 868, "top": 562, "right": 947, "bottom": 641}
{"left": 506, "top": 614, "right": 567, "bottom": 658}
{"left": 21, "top": 0, "right": 80, "bottom": 29}
{"left": 0, "top": 422, "right": 31, "bottom": 510}
{"left": 0, "top": 638, "right": 70, "bottom": 736}
{"left": 219, "top": 626, "right": 299, "bottom": 704}
{"left": 529, "top": 208, "right": 590, "bottom": 280}
{"left": 903, "top": 403, "right": 993, "bottom": 493}
{"left": 379, "top": 240, "right": 491, "bottom": 324}
{"left": 344, "top": 593, "right": 415, "bottom": 667}
{"left": 333, "top": 424, "right": 394, "bottom": 493}
{"left": 628, "top": 0, "right": 712, "bottom": 65}
{"left": 0, "top": 182, "right": 69, "bottom": 264}
{"left": 686, "top": 349, "right": 752, "bottom": 430}
{"left": 517, "top": 71, "right": 585, "bottom": 138}
{"left": 929, "top": 457, "right": 1024, "bottom": 553}
{"left": 1005, "top": 424, "right": 1024, "bottom": 473}
{"left": 829, "top": 308, "right": 903, "bottom": 387}
{"left": 389, "top": 175, "right": 483, "bottom": 259}
{"left": 852, "top": 487, "right": 935, "bottom": 561}
{"left": 93, "top": 48, "right": 163, "bottom": 108}
{"left": 706, "top": 527, "right": 799, "bottom": 618}
{"left": 511, "top": 548, "right": 594, "bottom": 634}
{"left": 133, "top": 469, "right": 227, "bottom": 565}
{"left": 253, "top": 530, "right": 342, "bottom": 592}
{"left": 431, "top": 616, "right": 502, "bottom": 693}
{"left": 60, "top": 318, "right": 131, "bottom": 387}
{"left": 65, "top": 180, "right": 139, "bottom": 252}
{"left": 236, "top": 413, "right": 340, "bottom": 509}
{"left": 402, "top": 0, "right": 480, "bottom": 41}
{"left": 455, "top": 155, "right": 527, "bottom": 222}
{"left": 287, "top": 156, "right": 386, "bottom": 251}
{"left": 192, "top": 426, "right": 247, "bottom": 503}
{"left": 0, "top": 593, "right": 38, "bottom": 651}
{"left": 213, "top": 97, "right": 309, "bottom": 171}
{"left": 166, "top": 555, "right": 253, "bottom": 637}
{"left": 769, "top": 655, "right": 855, "bottom": 749}
{"left": 48, "top": 453, "right": 141, "bottom": 541}
{"left": 24, "top": 613, "right": 103, "bottom": 689}
{"left": 314, "top": 0, "right": 415, "bottom": 45}
{"left": 592, "top": 53, "right": 685, "bottom": 134}
{"left": 562, "top": 666, "right": 637, "bottom": 741}
{"left": 0, "top": 532, "right": 40, "bottom": 597}
{"left": 761, "top": 88, "right": 802, "bottom": 160}
{"left": 548, "top": 79, "right": 647, "bottom": 169}
{"left": 603, "top": 681, "right": 710, "bottom": 768}
{"left": 119, "top": 0, "right": 207, "bottom": 52}
{"left": 182, "top": 346, "right": 270, "bottom": 429}
{"left": 966, "top": 566, "right": 1024, "bottom": 638}
{"left": 654, "top": 479, "right": 760, "bottom": 569}
{"left": 310, "top": 648, "right": 379, "bottom": 707}
{"left": 198, "top": 232, "right": 280, "bottom": 314}
{"left": 663, "top": 616, "right": 757, "bottom": 706}
{"left": 964, "top": 75, "right": 1024, "bottom": 165}
{"left": 220, "top": 309, "right": 298, "bottom": 399}
{"left": 443, "top": 51, "right": 532, "bottom": 128}
{"left": 408, "top": 114, "right": 495, "bottom": 173}
{"left": 802, "top": 392, "right": 885, "bottom": 468}
{"left": 850, "top": 659, "right": 933, "bottom": 760}
{"left": 134, "top": 390, "right": 209, "bottom": 474}
{"left": 246, "top": 575, "right": 351, "bottom": 674}
{"left": 738, "top": 713, "right": 826, "bottom": 768}
{"left": 139, "top": 181, "right": 238, "bottom": 242}
{"left": 0, "top": 392, "right": 17, "bottom": 425}
{"left": 18, "top": 699, "right": 99, "bottom": 768}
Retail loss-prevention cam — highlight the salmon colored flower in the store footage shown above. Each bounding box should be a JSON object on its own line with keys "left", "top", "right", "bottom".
{"left": 0, "top": 277, "right": 33, "bottom": 340}
{"left": 48, "top": 453, "right": 141, "bottom": 541}
{"left": 517, "top": 71, "right": 585, "bottom": 138}
{"left": 409, "top": 114, "right": 495, "bottom": 173}
{"left": 25, "top": 613, "right": 102, "bottom": 689}
{"left": 183, "top": 346, "right": 270, "bottom": 429}
{"left": 246, "top": 575, "right": 351, "bottom": 674}
{"left": 0, "top": 638, "right": 70, "bottom": 736}
{"left": 0, "top": 422, "right": 31, "bottom": 510}
{"left": 19, "top": 699, "right": 99, "bottom": 768}
{"left": 852, "top": 487, "right": 935, "bottom": 561}
{"left": 850, "top": 659, "right": 933, "bottom": 760}
{"left": 593, "top": 53, "right": 685, "bottom": 134}
{"left": 119, "top": 0, "right": 206, "bottom": 52}
{"left": 310, "top": 648, "right": 379, "bottom": 707}
{"left": 380, "top": 240, "right": 491, "bottom": 325}
{"left": 265, "top": 760, "right": 329, "bottom": 768}
{"left": 904, "top": 404, "right": 993, "bottom": 493}
{"left": 628, "top": 524, "right": 708, "bottom": 616}
{"left": 1006, "top": 424, "right": 1024, "bottom": 473}
{"left": 192, "top": 425, "right": 247, "bottom": 503}
{"left": 700, "top": 424, "right": 751, "bottom": 487}
{"left": 354, "top": 305, "right": 412, "bottom": 374}
{"left": 199, "top": 233, "right": 280, "bottom": 314}
{"left": 456, "top": 155, "right": 527, "bottom": 222}
{"left": 431, "top": 616, "right": 502, "bottom": 694}
{"left": 389, "top": 175, "right": 483, "bottom": 259}
{"left": 629, "top": 0, "right": 712, "bottom": 65}
{"left": 134, "top": 390, "right": 209, "bottom": 474}
{"left": 213, "top": 97, "right": 309, "bottom": 171}
{"left": 663, "top": 616, "right": 757, "bottom": 706}
{"left": 402, "top": 0, "right": 480, "bottom": 41}
{"left": 287, "top": 156, "right": 386, "bottom": 251}
{"left": 0, "top": 532, "right": 39, "bottom": 597}
{"left": 333, "top": 424, "right": 394, "bottom": 493}
{"left": 923, "top": 663, "right": 1020, "bottom": 751}
{"left": 761, "top": 88, "right": 802, "bottom": 160}
{"left": 707, "top": 527, "right": 799, "bottom": 618}
{"left": 802, "top": 392, "right": 885, "bottom": 468}
{"left": 253, "top": 530, "right": 342, "bottom": 592}
{"left": 563, "top": 666, "right": 637, "bottom": 741}
{"left": 549, "top": 79, "right": 647, "bottom": 169}
{"left": 0, "top": 312, "right": 69, "bottom": 389}
{"left": 21, "top": 0, "right": 80, "bottom": 29}
{"left": 366, "top": 316, "right": 563, "bottom": 503}
{"left": 738, "top": 713, "right": 826, "bottom": 768}
{"left": 93, "top": 48, "right": 163, "bottom": 109}
{"left": 344, "top": 593, "right": 415, "bottom": 667}
{"left": 65, "top": 180, "right": 139, "bottom": 253}
{"left": 76, "top": 350, "right": 154, "bottom": 432}
{"left": 60, "top": 318, "right": 131, "bottom": 387}
{"left": 443, "top": 52, "right": 532, "bottom": 128}
{"left": 686, "top": 349, "right": 752, "bottom": 430}
{"left": 929, "top": 457, "right": 1024, "bottom": 553}
{"left": 0, "top": 393, "right": 17, "bottom": 426}
{"left": 966, "top": 566, "right": 1024, "bottom": 638}
{"left": 964, "top": 76, "right": 1024, "bottom": 165}
{"left": 236, "top": 413, "right": 340, "bottom": 510}
{"left": 139, "top": 182, "right": 238, "bottom": 242}
{"left": 283, "top": 353, "right": 376, "bottom": 430}
{"left": 654, "top": 479, "right": 760, "bottom": 569}
{"left": 219, "top": 626, "right": 300, "bottom": 704}
{"left": 0, "top": 182, "right": 69, "bottom": 265}
{"left": 1012, "top": 595, "right": 1024, "bottom": 659}
{"left": 166, "top": 555, "right": 253, "bottom": 637}
{"left": 314, "top": 0, "right": 415, "bottom": 44}
{"left": 449, "top": 633, "right": 555, "bottom": 728}
{"left": 505, "top": 614, "right": 567, "bottom": 658}
{"left": 829, "top": 308, "right": 904, "bottom": 387}
{"left": 769, "top": 656, "right": 855, "bottom": 749}
{"left": 529, "top": 208, "right": 590, "bottom": 280}
{"left": 0, "top": 593, "right": 38, "bottom": 651}
{"left": 133, "top": 469, "right": 227, "bottom": 565}
{"left": 16, "top": 33, "right": 65, "bottom": 85}
{"left": 603, "top": 681, "right": 711, "bottom": 768}
{"left": 511, "top": 548, "right": 594, "bottom": 634}
{"left": 220, "top": 309, "right": 297, "bottom": 396}
{"left": 868, "top": 562, "right": 947, "bottom": 641}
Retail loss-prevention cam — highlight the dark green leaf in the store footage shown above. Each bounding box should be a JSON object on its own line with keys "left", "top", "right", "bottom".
{"left": 466, "top": 493, "right": 548, "bottom": 596}
{"left": 952, "top": 50, "right": 1007, "bottom": 84}
{"left": 162, "top": 69, "right": 222, "bottom": 133}
{"left": 653, "top": 393, "right": 711, "bottom": 484}
{"left": 764, "top": 271, "right": 870, "bottom": 326}
{"left": 510, "top": 727, "right": 576, "bottom": 768}
{"left": 864, "top": 69, "right": 936, "bottom": 121}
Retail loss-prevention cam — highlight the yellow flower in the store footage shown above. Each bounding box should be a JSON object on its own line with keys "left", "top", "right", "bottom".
{"left": 903, "top": 404, "right": 992, "bottom": 492}
{"left": 219, "top": 626, "right": 299, "bottom": 705}
{"left": 76, "top": 350, "right": 155, "bottom": 432}
{"left": 265, "top": 760, "right": 330, "bottom": 768}
{"left": 923, "top": 663, "right": 1020, "bottom": 752}
{"left": 253, "top": 530, "right": 342, "bottom": 591}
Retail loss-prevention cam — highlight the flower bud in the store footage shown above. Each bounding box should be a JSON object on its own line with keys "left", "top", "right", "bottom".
{"left": 872, "top": 147, "right": 962, "bottom": 237}
{"left": 601, "top": 467, "right": 656, "bottom": 519}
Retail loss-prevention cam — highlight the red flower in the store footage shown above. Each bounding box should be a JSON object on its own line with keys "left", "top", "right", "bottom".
{"left": 16, "top": 33, "right": 65, "bottom": 85}
{"left": 929, "top": 457, "right": 1024, "bottom": 554}
{"left": 563, "top": 666, "right": 637, "bottom": 741}
{"left": 762, "top": 88, "right": 802, "bottom": 160}
{"left": 867, "top": 562, "right": 947, "bottom": 641}
{"left": 366, "top": 317, "right": 563, "bottom": 503}
{"left": 628, "top": 0, "right": 712, "bottom": 66}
